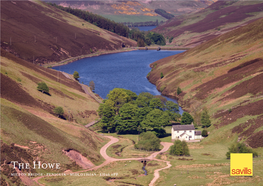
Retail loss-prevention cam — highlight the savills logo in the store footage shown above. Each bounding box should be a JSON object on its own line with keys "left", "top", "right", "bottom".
{"left": 230, "top": 153, "right": 253, "bottom": 176}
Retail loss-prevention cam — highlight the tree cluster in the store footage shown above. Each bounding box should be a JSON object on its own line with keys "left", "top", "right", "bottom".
{"left": 48, "top": 3, "right": 166, "bottom": 47}
{"left": 98, "top": 88, "right": 181, "bottom": 137}
{"left": 154, "top": 9, "right": 175, "bottom": 19}
{"left": 170, "top": 140, "right": 190, "bottom": 156}
{"left": 226, "top": 142, "right": 258, "bottom": 159}
{"left": 134, "top": 131, "right": 160, "bottom": 151}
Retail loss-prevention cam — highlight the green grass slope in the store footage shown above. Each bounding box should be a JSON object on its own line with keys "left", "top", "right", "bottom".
{"left": 154, "top": 0, "right": 263, "bottom": 48}
{"left": 1, "top": 0, "right": 136, "bottom": 64}
{"left": 0, "top": 49, "right": 107, "bottom": 185}
{"left": 148, "top": 17, "right": 263, "bottom": 148}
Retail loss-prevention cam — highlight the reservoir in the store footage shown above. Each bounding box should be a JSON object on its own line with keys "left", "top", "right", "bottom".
{"left": 135, "top": 26, "right": 157, "bottom": 31}
{"left": 53, "top": 50, "right": 185, "bottom": 113}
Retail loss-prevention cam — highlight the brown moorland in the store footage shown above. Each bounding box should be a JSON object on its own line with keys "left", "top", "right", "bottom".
{"left": 148, "top": 17, "right": 263, "bottom": 148}
{"left": 1, "top": 0, "right": 136, "bottom": 64}
{"left": 154, "top": 1, "right": 263, "bottom": 48}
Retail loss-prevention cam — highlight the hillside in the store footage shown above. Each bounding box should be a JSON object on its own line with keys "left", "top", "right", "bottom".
{"left": 48, "top": 0, "right": 216, "bottom": 23}
{"left": 148, "top": 17, "right": 263, "bottom": 148}
{"left": 0, "top": 1, "right": 128, "bottom": 184}
{"left": 154, "top": 0, "right": 263, "bottom": 48}
{"left": 0, "top": 47, "right": 108, "bottom": 185}
{"left": 1, "top": 0, "right": 136, "bottom": 64}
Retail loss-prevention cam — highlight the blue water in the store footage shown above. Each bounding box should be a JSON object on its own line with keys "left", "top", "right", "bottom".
{"left": 142, "top": 166, "right": 147, "bottom": 175}
{"left": 53, "top": 50, "right": 185, "bottom": 114}
{"left": 135, "top": 26, "right": 156, "bottom": 31}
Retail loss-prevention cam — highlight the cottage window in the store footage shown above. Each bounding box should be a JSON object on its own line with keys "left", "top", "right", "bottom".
{"left": 189, "top": 136, "right": 192, "bottom": 138}
{"left": 190, "top": 130, "right": 192, "bottom": 132}
{"left": 177, "top": 131, "right": 179, "bottom": 133}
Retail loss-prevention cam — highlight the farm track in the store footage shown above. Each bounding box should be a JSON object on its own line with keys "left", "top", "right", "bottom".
{"left": 33, "top": 135, "right": 173, "bottom": 186}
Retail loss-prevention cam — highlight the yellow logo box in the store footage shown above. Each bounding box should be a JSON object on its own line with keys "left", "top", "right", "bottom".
{"left": 230, "top": 153, "right": 253, "bottom": 176}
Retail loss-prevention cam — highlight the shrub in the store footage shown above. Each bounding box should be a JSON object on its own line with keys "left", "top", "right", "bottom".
{"left": 160, "top": 72, "right": 164, "bottom": 79}
{"left": 53, "top": 106, "right": 64, "bottom": 117}
{"left": 201, "top": 130, "right": 208, "bottom": 137}
{"left": 177, "top": 87, "right": 182, "bottom": 95}
{"left": 228, "top": 108, "right": 232, "bottom": 113}
{"left": 73, "top": 71, "right": 79, "bottom": 80}
{"left": 37, "top": 82, "right": 49, "bottom": 94}
{"left": 170, "top": 140, "right": 190, "bottom": 156}
{"left": 226, "top": 142, "right": 258, "bottom": 159}
{"left": 135, "top": 132, "right": 160, "bottom": 151}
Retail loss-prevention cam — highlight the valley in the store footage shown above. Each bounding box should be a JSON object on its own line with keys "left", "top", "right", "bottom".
{"left": 1, "top": 0, "right": 263, "bottom": 185}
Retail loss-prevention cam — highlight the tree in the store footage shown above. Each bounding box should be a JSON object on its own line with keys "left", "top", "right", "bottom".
{"left": 106, "top": 88, "right": 130, "bottom": 113}
{"left": 115, "top": 103, "right": 138, "bottom": 134}
{"left": 137, "top": 38, "right": 145, "bottom": 47}
{"left": 170, "top": 140, "right": 182, "bottom": 156}
{"left": 180, "top": 112, "right": 194, "bottom": 125}
{"left": 170, "top": 140, "right": 190, "bottom": 156}
{"left": 135, "top": 107, "right": 153, "bottom": 123}
{"left": 73, "top": 71, "right": 79, "bottom": 80}
{"left": 53, "top": 106, "right": 64, "bottom": 117}
{"left": 201, "top": 130, "right": 208, "bottom": 137}
{"left": 177, "top": 87, "right": 182, "bottom": 95}
{"left": 89, "top": 80, "right": 95, "bottom": 92}
{"left": 149, "top": 98, "right": 164, "bottom": 110}
{"left": 141, "top": 109, "right": 169, "bottom": 137}
{"left": 100, "top": 103, "right": 116, "bottom": 133}
{"left": 135, "top": 132, "right": 160, "bottom": 151}
{"left": 226, "top": 143, "right": 258, "bottom": 159}
{"left": 160, "top": 72, "right": 164, "bottom": 79}
{"left": 181, "top": 141, "right": 190, "bottom": 156}
{"left": 165, "top": 101, "right": 179, "bottom": 113}
{"left": 135, "top": 92, "right": 154, "bottom": 107}
{"left": 201, "top": 109, "right": 211, "bottom": 128}
{"left": 37, "top": 82, "right": 49, "bottom": 94}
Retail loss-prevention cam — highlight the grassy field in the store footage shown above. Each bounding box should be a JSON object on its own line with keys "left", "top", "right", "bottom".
{"left": 87, "top": 125, "right": 263, "bottom": 185}
{"left": 39, "top": 160, "right": 166, "bottom": 186}
{"left": 100, "top": 14, "right": 167, "bottom": 23}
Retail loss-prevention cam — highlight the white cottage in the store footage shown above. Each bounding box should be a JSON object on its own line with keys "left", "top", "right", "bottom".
{"left": 171, "top": 124, "right": 202, "bottom": 141}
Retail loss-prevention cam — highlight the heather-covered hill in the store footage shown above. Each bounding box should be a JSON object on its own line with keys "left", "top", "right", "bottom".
{"left": 148, "top": 17, "right": 263, "bottom": 148}
{"left": 1, "top": 0, "right": 136, "bottom": 64}
{"left": 0, "top": 49, "right": 106, "bottom": 185}
{"left": 48, "top": 0, "right": 216, "bottom": 23}
{"left": 154, "top": 0, "right": 263, "bottom": 48}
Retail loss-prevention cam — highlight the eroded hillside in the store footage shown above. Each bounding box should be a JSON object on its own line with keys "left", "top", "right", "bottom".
{"left": 148, "top": 17, "right": 263, "bottom": 148}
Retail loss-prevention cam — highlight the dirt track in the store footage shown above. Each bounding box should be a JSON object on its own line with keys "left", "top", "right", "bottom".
{"left": 33, "top": 135, "right": 173, "bottom": 186}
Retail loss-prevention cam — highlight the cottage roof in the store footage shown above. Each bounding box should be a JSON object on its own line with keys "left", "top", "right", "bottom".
{"left": 180, "top": 132, "right": 190, "bottom": 137}
{"left": 195, "top": 131, "right": 202, "bottom": 135}
{"left": 172, "top": 125, "right": 195, "bottom": 131}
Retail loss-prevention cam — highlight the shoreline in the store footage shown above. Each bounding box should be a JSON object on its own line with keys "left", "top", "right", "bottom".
{"left": 43, "top": 48, "right": 137, "bottom": 68}
{"left": 43, "top": 47, "right": 189, "bottom": 68}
